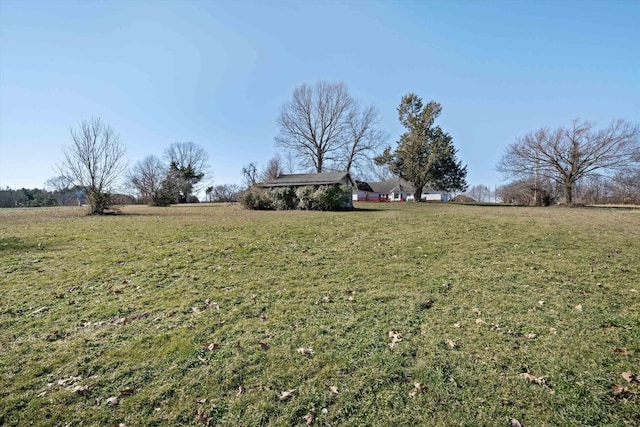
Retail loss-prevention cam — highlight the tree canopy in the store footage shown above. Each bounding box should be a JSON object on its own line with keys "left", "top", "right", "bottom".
{"left": 497, "top": 119, "right": 640, "bottom": 204}
{"left": 375, "top": 93, "right": 467, "bottom": 201}
{"left": 275, "top": 81, "right": 385, "bottom": 176}
{"left": 57, "top": 117, "right": 127, "bottom": 214}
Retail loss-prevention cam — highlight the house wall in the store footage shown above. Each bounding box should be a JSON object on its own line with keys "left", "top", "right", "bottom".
{"left": 353, "top": 191, "right": 412, "bottom": 202}
{"left": 406, "top": 193, "right": 449, "bottom": 202}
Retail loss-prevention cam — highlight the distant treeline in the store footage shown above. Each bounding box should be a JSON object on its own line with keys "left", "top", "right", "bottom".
{"left": 0, "top": 187, "right": 135, "bottom": 208}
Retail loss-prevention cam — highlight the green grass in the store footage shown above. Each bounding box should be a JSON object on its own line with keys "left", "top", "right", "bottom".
{"left": 1, "top": 203, "right": 638, "bottom": 426}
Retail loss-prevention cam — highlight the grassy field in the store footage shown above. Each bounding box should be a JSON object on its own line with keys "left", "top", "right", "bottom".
{"left": 1, "top": 203, "right": 638, "bottom": 426}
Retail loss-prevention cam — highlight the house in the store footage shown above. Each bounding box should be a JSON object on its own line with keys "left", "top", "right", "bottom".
{"left": 352, "top": 178, "right": 450, "bottom": 202}
{"left": 259, "top": 172, "right": 355, "bottom": 208}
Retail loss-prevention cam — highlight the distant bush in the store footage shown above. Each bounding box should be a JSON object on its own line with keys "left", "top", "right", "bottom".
{"left": 241, "top": 185, "right": 352, "bottom": 211}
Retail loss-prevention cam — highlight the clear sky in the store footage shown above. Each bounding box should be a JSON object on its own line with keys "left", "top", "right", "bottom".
{"left": 1, "top": 0, "right": 638, "bottom": 194}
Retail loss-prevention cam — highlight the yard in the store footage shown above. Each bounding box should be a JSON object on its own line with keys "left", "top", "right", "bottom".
{"left": 0, "top": 203, "right": 638, "bottom": 426}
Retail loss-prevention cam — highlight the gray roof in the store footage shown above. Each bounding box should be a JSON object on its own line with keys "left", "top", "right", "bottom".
{"left": 260, "top": 172, "right": 353, "bottom": 188}
{"left": 368, "top": 179, "right": 415, "bottom": 194}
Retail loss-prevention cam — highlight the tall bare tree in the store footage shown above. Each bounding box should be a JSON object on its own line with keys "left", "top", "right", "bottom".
{"left": 57, "top": 117, "right": 127, "bottom": 214}
{"left": 341, "top": 104, "right": 387, "bottom": 174}
{"left": 127, "top": 155, "right": 166, "bottom": 205}
{"left": 275, "top": 81, "right": 384, "bottom": 175}
{"left": 276, "top": 81, "right": 353, "bottom": 173}
{"left": 497, "top": 119, "right": 640, "bottom": 204}
{"left": 163, "top": 141, "right": 209, "bottom": 202}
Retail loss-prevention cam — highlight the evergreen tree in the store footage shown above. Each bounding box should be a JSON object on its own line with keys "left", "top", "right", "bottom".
{"left": 375, "top": 93, "right": 467, "bottom": 201}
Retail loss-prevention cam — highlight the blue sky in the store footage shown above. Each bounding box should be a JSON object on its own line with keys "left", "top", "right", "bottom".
{"left": 1, "top": 0, "right": 638, "bottom": 193}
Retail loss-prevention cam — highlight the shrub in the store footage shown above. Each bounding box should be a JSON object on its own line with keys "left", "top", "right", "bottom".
{"left": 269, "top": 187, "right": 298, "bottom": 210}
{"left": 294, "top": 186, "right": 315, "bottom": 210}
{"left": 312, "top": 185, "right": 352, "bottom": 210}
{"left": 241, "top": 185, "right": 352, "bottom": 211}
{"left": 239, "top": 187, "right": 274, "bottom": 210}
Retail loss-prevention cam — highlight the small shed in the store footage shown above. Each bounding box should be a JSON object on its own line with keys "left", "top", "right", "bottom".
{"left": 260, "top": 172, "right": 355, "bottom": 208}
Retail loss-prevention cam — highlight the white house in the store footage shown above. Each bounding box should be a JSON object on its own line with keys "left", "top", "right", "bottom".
{"left": 352, "top": 179, "right": 450, "bottom": 202}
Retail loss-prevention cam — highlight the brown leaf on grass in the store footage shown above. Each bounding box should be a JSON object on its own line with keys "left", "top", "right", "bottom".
{"left": 409, "top": 382, "right": 426, "bottom": 397}
{"left": 304, "top": 408, "right": 316, "bottom": 425}
{"left": 115, "top": 313, "right": 140, "bottom": 325}
{"left": 120, "top": 387, "right": 135, "bottom": 395}
{"left": 278, "top": 389, "right": 295, "bottom": 401}
{"left": 204, "top": 300, "right": 220, "bottom": 310}
{"left": 257, "top": 341, "right": 270, "bottom": 351}
{"left": 621, "top": 371, "right": 638, "bottom": 383}
{"left": 297, "top": 347, "right": 314, "bottom": 355}
{"left": 611, "top": 348, "right": 631, "bottom": 356}
{"left": 388, "top": 331, "right": 403, "bottom": 348}
{"left": 520, "top": 373, "right": 553, "bottom": 393}
{"left": 51, "top": 376, "right": 82, "bottom": 387}
{"left": 73, "top": 385, "right": 91, "bottom": 397}
{"left": 203, "top": 342, "right": 218, "bottom": 352}
{"left": 611, "top": 385, "right": 636, "bottom": 398}
{"left": 520, "top": 373, "right": 545, "bottom": 385}
{"left": 195, "top": 409, "right": 211, "bottom": 425}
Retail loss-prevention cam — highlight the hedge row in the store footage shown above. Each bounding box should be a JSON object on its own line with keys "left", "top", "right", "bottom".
{"left": 240, "top": 185, "right": 352, "bottom": 211}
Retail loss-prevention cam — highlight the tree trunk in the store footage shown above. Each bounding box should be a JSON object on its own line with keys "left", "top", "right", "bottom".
{"left": 413, "top": 186, "right": 424, "bottom": 202}
{"left": 565, "top": 181, "right": 573, "bottom": 205}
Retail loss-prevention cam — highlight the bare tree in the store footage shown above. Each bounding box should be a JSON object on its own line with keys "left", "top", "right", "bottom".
{"left": 497, "top": 119, "right": 640, "bottom": 205}
{"left": 127, "top": 155, "right": 166, "bottom": 205}
{"left": 164, "top": 141, "right": 209, "bottom": 202}
{"left": 466, "top": 184, "right": 490, "bottom": 202}
{"left": 209, "top": 184, "right": 241, "bottom": 202}
{"left": 262, "top": 154, "right": 284, "bottom": 182}
{"left": 57, "top": 117, "right": 127, "bottom": 214}
{"left": 341, "top": 104, "right": 387, "bottom": 174}
{"left": 45, "top": 175, "right": 75, "bottom": 205}
{"left": 241, "top": 162, "right": 259, "bottom": 188}
{"left": 611, "top": 166, "right": 640, "bottom": 204}
{"left": 275, "top": 81, "right": 354, "bottom": 173}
